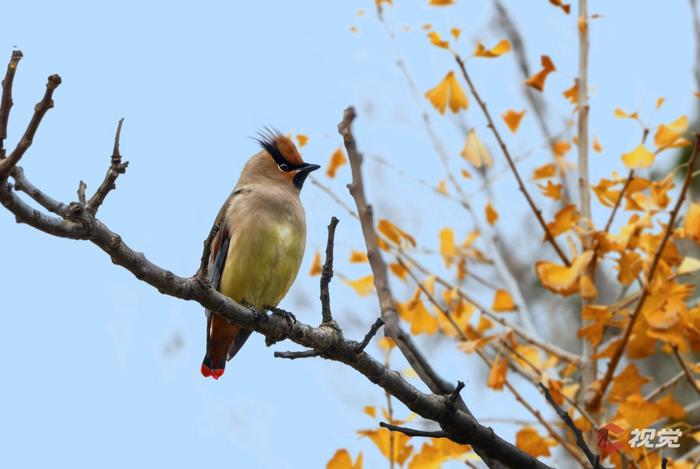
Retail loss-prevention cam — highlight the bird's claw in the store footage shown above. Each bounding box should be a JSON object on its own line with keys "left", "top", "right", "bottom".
{"left": 263, "top": 306, "right": 296, "bottom": 346}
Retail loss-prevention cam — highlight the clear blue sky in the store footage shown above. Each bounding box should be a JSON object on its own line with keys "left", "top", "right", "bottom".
{"left": 0, "top": 1, "right": 696, "bottom": 468}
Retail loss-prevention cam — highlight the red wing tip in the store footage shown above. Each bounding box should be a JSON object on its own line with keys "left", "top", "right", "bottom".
{"left": 201, "top": 363, "right": 225, "bottom": 380}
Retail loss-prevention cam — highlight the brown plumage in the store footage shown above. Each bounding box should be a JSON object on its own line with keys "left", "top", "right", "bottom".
{"left": 201, "top": 132, "right": 319, "bottom": 379}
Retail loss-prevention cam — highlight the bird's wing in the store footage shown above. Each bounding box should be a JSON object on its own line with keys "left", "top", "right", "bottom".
{"left": 203, "top": 189, "right": 253, "bottom": 368}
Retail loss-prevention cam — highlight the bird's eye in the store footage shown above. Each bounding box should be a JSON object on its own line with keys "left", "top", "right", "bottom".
{"left": 278, "top": 163, "right": 290, "bottom": 172}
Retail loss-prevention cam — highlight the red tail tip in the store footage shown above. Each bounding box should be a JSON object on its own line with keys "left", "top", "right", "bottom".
{"left": 201, "top": 363, "right": 224, "bottom": 380}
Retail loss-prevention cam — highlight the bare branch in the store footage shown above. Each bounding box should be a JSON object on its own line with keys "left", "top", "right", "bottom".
{"left": 0, "top": 73, "right": 61, "bottom": 177}
{"left": 0, "top": 50, "right": 23, "bottom": 155}
{"left": 354, "top": 317, "right": 384, "bottom": 353}
{"left": 644, "top": 370, "right": 686, "bottom": 401}
{"left": 452, "top": 54, "right": 571, "bottom": 267}
{"left": 340, "top": 105, "right": 457, "bottom": 395}
{"left": 320, "top": 216, "right": 339, "bottom": 325}
{"left": 672, "top": 346, "right": 700, "bottom": 396}
{"left": 587, "top": 134, "right": 700, "bottom": 411}
{"left": 86, "top": 118, "right": 128, "bottom": 214}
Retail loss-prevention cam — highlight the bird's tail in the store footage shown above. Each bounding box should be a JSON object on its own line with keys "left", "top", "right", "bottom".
{"left": 201, "top": 312, "right": 253, "bottom": 380}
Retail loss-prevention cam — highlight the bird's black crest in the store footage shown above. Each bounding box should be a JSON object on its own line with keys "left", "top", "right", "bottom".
{"left": 254, "top": 127, "right": 292, "bottom": 170}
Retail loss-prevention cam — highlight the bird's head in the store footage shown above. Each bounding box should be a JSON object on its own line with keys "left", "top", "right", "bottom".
{"left": 255, "top": 128, "right": 320, "bottom": 190}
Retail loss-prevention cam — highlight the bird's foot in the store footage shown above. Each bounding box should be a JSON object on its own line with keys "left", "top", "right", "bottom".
{"left": 264, "top": 306, "right": 296, "bottom": 346}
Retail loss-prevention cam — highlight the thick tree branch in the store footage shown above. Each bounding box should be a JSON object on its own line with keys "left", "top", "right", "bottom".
{"left": 341, "top": 105, "right": 456, "bottom": 395}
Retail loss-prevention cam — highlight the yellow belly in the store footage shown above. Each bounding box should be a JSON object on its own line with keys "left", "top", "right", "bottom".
{"left": 218, "top": 218, "right": 305, "bottom": 308}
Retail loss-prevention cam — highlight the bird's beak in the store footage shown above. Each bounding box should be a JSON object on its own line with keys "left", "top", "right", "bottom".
{"left": 293, "top": 162, "right": 321, "bottom": 189}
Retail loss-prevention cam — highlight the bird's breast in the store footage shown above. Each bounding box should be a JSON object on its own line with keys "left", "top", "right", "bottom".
{"left": 218, "top": 201, "right": 306, "bottom": 308}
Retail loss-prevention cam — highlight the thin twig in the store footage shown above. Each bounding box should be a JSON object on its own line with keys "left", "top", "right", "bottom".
{"left": 452, "top": 54, "right": 571, "bottom": 266}
{"left": 321, "top": 217, "right": 339, "bottom": 324}
{"left": 539, "top": 384, "right": 607, "bottom": 469}
{"left": 0, "top": 50, "right": 23, "bottom": 156}
{"left": 644, "top": 370, "right": 686, "bottom": 401}
{"left": 672, "top": 346, "right": 700, "bottom": 396}
{"left": 586, "top": 134, "right": 700, "bottom": 412}
{"left": 379, "top": 422, "right": 448, "bottom": 439}
{"left": 86, "top": 118, "right": 128, "bottom": 214}
{"left": 0, "top": 74, "right": 61, "bottom": 177}
{"left": 354, "top": 317, "right": 384, "bottom": 353}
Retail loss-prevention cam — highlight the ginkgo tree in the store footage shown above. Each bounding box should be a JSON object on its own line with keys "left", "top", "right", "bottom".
{"left": 2, "top": 0, "right": 700, "bottom": 468}
{"left": 312, "top": 0, "right": 700, "bottom": 468}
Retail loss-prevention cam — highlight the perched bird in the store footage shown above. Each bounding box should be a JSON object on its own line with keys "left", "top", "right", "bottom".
{"left": 201, "top": 131, "right": 320, "bottom": 379}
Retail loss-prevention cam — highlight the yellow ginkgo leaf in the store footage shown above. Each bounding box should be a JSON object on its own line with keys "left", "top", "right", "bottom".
{"left": 593, "top": 137, "right": 603, "bottom": 153}
{"left": 614, "top": 107, "right": 639, "bottom": 120}
{"left": 656, "top": 97, "right": 665, "bottom": 109}
{"left": 349, "top": 250, "right": 368, "bottom": 263}
{"left": 487, "top": 355, "right": 509, "bottom": 390}
{"left": 536, "top": 251, "right": 593, "bottom": 296}
{"left": 621, "top": 144, "right": 655, "bottom": 169}
{"left": 389, "top": 262, "right": 408, "bottom": 281}
{"left": 439, "top": 227, "right": 457, "bottom": 267}
{"left": 549, "top": 0, "right": 571, "bottom": 14}
{"left": 492, "top": 289, "right": 517, "bottom": 312}
{"left": 309, "top": 251, "right": 322, "bottom": 276}
{"left": 450, "top": 27, "right": 461, "bottom": 40}
{"left": 326, "top": 148, "right": 347, "bottom": 178}
{"left": 296, "top": 134, "right": 309, "bottom": 147}
{"left": 461, "top": 129, "right": 492, "bottom": 168}
{"left": 502, "top": 109, "right": 526, "bottom": 133}
{"left": 427, "top": 31, "right": 449, "bottom": 49}
{"left": 436, "top": 180, "right": 448, "bottom": 194}
{"left": 533, "top": 163, "right": 556, "bottom": 180}
{"left": 654, "top": 115, "right": 688, "bottom": 148}
{"left": 683, "top": 203, "right": 700, "bottom": 243}
{"left": 538, "top": 180, "right": 562, "bottom": 200}
{"left": 679, "top": 257, "right": 700, "bottom": 274}
{"left": 546, "top": 204, "right": 579, "bottom": 237}
{"left": 425, "top": 71, "right": 469, "bottom": 114}
{"left": 344, "top": 275, "right": 375, "bottom": 296}
{"left": 358, "top": 428, "right": 412, "bottom": 465}
{"left": 516, "top": 427, "right": 553, "bottom": 457}
{"left": 485, "top": 202, "right": 499, "bottom": 225}
{"left": 409, "top": 300, "right": 439, "bottom": 335}
{"left": 429, "top": 0, "right": 454, "bottom": 5}
{"left": 562, "top": 79, "right": 579, "bottom": 105}
{"left": 327, "top": 449, "right": 363, "bottom": 469}
{"left": 551, "top": 139, "right": 571, "bottom": 157}
{"left": 363, "top": 406, "right": 376, "bottom": 418}
{"left": 378, "top": 219, "right": 416, "bottom": 246}
{"left": 473, "top": 39, "right": 511, "bottom": 58}
{"left": 524, "top": 55, "right": 556, "bottom": 92}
